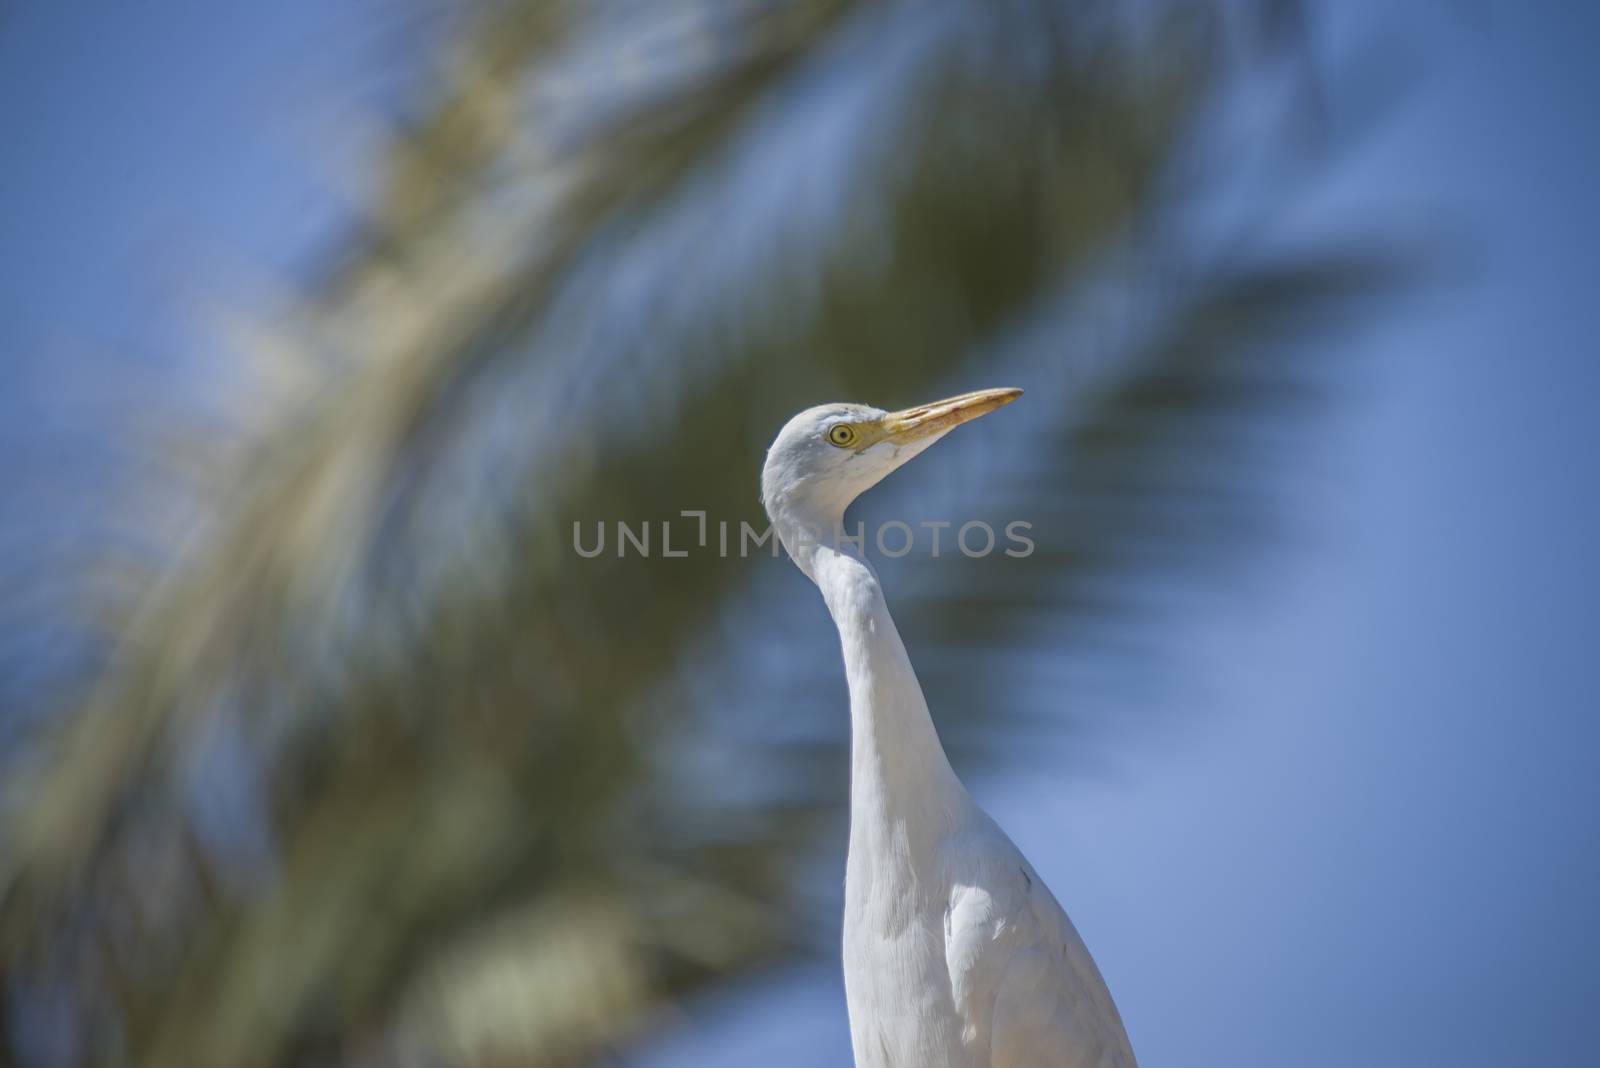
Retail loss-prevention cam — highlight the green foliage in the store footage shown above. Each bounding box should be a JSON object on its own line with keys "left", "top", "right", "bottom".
{"left": 0, "top": 2, "right": 1406, "bottom": 1065}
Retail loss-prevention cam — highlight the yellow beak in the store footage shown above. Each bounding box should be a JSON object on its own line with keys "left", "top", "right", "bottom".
{"left": 882, "top": 387, "right": 1024, "bottom": 444}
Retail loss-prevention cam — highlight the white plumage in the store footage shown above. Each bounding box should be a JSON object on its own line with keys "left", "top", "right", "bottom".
{"left": 762, "top": 390, "right": 1137, "bottom": 1068}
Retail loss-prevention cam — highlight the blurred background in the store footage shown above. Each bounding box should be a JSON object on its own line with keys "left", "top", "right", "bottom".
{"left": 1, "top": 1, "right": 1596, "bottom": 1066}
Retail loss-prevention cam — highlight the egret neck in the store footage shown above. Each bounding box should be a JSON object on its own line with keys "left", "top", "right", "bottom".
{"left": 811, "top": 543, "right": 969, "bottom": 854}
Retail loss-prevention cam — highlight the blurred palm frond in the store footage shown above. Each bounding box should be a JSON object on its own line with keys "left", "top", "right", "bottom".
{"left": 0, "top": 2, "right": 1409, "bottom": 1066}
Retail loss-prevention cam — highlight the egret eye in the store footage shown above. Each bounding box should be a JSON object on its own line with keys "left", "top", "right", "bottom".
{"left": 826, "top": 423, "right": 858, "bottom": 448}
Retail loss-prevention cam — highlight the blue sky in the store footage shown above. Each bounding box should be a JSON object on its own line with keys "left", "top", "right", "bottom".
{"left": 2, "top": 3, "right": 1596, "bottom": 1066}
{"left": 648, "top": 6, "right": 1600, "bottom": 1065}
{"left": 0, "top": 0, "right": 381, "bottom": 707}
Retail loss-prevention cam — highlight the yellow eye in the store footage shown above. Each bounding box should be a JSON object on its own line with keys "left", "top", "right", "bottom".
{"left": 826, "top": 423, "right": 857, "bottom": 448}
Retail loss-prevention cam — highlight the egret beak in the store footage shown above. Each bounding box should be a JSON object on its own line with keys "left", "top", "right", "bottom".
{"left": 882, "top": 387, "right": 1023, "bottom": 445}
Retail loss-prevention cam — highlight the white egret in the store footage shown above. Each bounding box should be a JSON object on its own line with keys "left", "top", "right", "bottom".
{"left": 762, "top": 388, "right": 1137, "bottom": 1068}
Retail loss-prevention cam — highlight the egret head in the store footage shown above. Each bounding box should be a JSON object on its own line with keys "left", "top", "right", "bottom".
{"left": 761, "top": 387, "right": 1022, "bottom": 563}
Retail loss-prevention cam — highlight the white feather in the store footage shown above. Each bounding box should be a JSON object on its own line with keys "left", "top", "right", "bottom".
{"left": 763, "top": 401, "right": 1138, "bottom": 1068}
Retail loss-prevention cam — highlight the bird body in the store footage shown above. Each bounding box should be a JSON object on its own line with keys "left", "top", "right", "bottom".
{"left": 763, "top": 391, "right": 1137, "bottom": 1068}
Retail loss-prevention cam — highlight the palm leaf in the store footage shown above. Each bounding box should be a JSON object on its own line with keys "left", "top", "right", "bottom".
{"left": 0, "top": 2, "right": 1406, "bottom": 1066}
